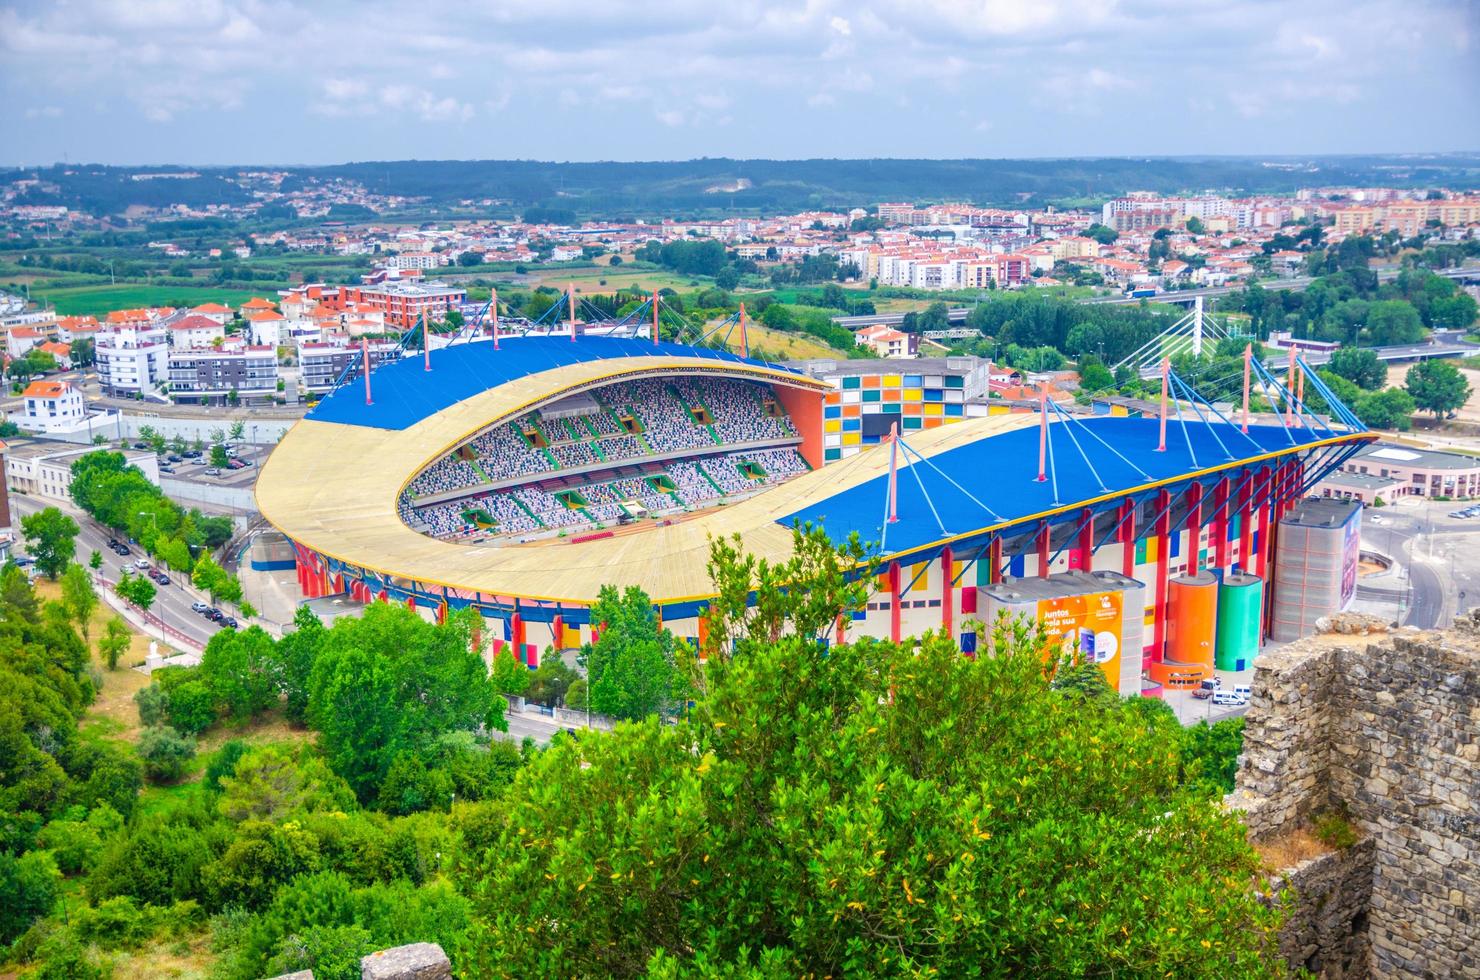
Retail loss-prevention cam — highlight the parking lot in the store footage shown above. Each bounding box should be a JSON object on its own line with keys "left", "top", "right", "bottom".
{"left": 141, "top": 442, "right": 272, "bottom": 489}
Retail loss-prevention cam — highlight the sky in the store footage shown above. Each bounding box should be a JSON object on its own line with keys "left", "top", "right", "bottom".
{"left": 3, "top": 0, "right": 1478, "bottom": 167}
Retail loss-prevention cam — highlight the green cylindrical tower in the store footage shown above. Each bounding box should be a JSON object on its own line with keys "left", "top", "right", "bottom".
{"left": 1215, "top": 572, "right": 1263, "bottom": 672}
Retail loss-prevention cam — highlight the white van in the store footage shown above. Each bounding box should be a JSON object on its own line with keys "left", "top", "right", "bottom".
{"left": 1212, "top": 691, "right": 1247, "bottom": 707}
{"left": 1234, "top": 684, "right": 1252, "bottom": 700}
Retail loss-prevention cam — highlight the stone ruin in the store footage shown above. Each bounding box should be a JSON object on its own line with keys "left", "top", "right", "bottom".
{"left": 1228, "top": 611, "right": 1480, "bottom": 978}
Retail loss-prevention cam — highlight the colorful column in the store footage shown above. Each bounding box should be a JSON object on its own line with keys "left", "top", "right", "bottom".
{"left": 1152, "top": 488, "right": 1171, "bottom": 660}
{"left": 1185, "top": 482, "right": 1204, "bottom": 572}
{"left": 1213, "top": 477, "right": 1231, "bottom": 572}
{"left": 940, "top": 546, "right": 954, "bottom": 638}
{"left": 888, "top": 560, "right": 902, "bottom": 644}
{"left": 988, "top": 536, "right": 1003, "bottom": 584}
{"left": 1119, "top": 499, "right": 1137, "bottom": 578}
{"left": 1036, "top": 521, "right": 1050, "bottom": 578}
{"left": 1238, "top": 470, "right": 1255, "bottom": 574}
{"left": 1075, "top": 507, "right": 1094, "bottom": 572}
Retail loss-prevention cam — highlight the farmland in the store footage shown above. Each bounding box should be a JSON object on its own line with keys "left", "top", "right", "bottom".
{"left": 25, "top": 283, "right": 267, "bottom": 316}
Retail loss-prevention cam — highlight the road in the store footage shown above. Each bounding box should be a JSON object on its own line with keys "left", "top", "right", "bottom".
{"left": 9, "top": 493, "right": 223, "bottom": 649}
{"left": 1364, "top": 500, "right": 1480, "bottom": 630}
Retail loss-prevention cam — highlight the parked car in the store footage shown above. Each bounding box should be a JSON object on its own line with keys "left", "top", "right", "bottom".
{"left": 113, "top": 544, "right": 131, "bottom": 557}
{"left": 206, "top": 607, "right": 224, "bottom": 621}
{"left": 11, "top": 556, "right": 34, "bottom": 567}
{"left": 159, "top": 465, "right": 175, "bottom": 474}
{"left": 133, "top": 558, "right": 152, "bottom": 570}
{"left": 1234, "top": 684, "right": 1252, "bottom": 700}
{"left": 220, "top": 616, "right": 238, "bottom": 629}
{"left": 227, "top": 459, "right": 246, "bottom": 470}
{"left": 133, "top": 441, "right": 149, "bottom": 450}
{"left": 183, "top": 450, "right": 202, "bottom": 459}
{"left": 167, "top": 454, "right": 182, "bottom": 462}
{"left": 107, "top": 537, "right": 119, "bottom": 548}
{"left": 191, "top": 601, "right": 210, "bottom": 613}
{"left": 152, "top": 572, "right": 171, "bottom": 586}
{"left": 203, "top": 468, "right": 221, "bottom": 476}
{"left": 1212, "top": 691, "right": 1247, "bottom": 707}
{"left": 1192, "top": 686, "right": 1214, "bottom": 700}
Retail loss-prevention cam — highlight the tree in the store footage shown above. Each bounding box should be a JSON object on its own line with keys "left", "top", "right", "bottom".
{"left": 1078, "top": 360, "right": 1115, "bottom": 393}
{"left": 0, "top": 850, "right": 60, "bottom": 944}
{"left": 228, "top": 419, "right": 246, "bottom": 441}
{"left": 580, "top": 585, "right": 686, "bottom": 722}
{"left": 192, "top": 553, "right": 228, "bottom": 602}
{"left": 1185, "top": 216, "right": 1206, "bottom": 235}
{"left": 115, "top": 572, "right": 156, "bottom": 618}
{"left": 1406, "top": 359, "right": 1472, "bottom": 419}
{"left": 89, "top": 550, "right": 103, "bottom": 572}
{"left": 136, "top": 726, "right": 197, "bottom": 783}
{"left": 200, "top": 626, "right": 279, "bottom": 721}
{"left": 1084, "top": 223, "right": 1118, "bottom": 245}
{"left": 216, "top": 743, "right": 355, "bottom": 821}
{"left": 490, "top": 647, "right": 531, "bottom": 696}
{"left": 307, "top": 604, "right": 505, "bottom": 800}
{"left": 98, "top": 616, "right": 131, "bottom": 670}
{"left": 1354, "top": 387, "right": 1416, "bottom": 431}
{"left": 61, "top": 563, "right": 98, "bottom": 647}
{"left": 1327, "top": 347, "right": 1386, "bottom": 390}
{"left": 1364, "top": 300, "right": 1425, "bottom": 346}
{"left": 20, "top": 507, "right": 79, "bottom": 580}
{"left": 210, "top": 443, "right": 230, "bottom": 468}
{"left": 457, "top": 250, "right": 483, "bottom": 267}
{"left": 458, "top": 618, "right": 1283, "bottom": 976}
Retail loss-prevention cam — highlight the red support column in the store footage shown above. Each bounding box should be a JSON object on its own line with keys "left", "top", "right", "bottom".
{"left": 888, "top": 561, "right": 902, "bottom": 644}
{"left": 1258, "top": 465, "right": 1276, "bottom": 580}
{"left": 511, "top": 612, "right": 525, "bottom": 662}
{"left": 552, "top": 614, "right": 564, "bottom": 650}
{"left": 1075, "top": 507, "right": 1094, "bottom": 571}
{"left": 1238, "top": 471, "right": 1255, "bottom": 574}
{"left": 988, "top": 536, "right": 1003, "bottom": 584}
{"left": 1036, "top": 521, "right": 1051, "bottom": 578}
{"left": 940, "top": 546, "right": 954, "bottom": 638}
{"left": 1185, "top": 481, "right": 1204, "bottom": 572}
{"left": 834, "top": 613, "right": 846, "bottom": 647}
{"left": 1213, "top": 477, "right": 1231, "bottom": 572}
{"left": 1119, "top": 499, "right": 1136, "bottom": 578}
{"left": 1152, "top": 489, "right": 1171, "bottom": 661}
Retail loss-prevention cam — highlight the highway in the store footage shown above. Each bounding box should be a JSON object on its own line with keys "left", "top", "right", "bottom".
{"left": 9, "top": 493, "right": 223, "bottom": 650}
{"left": 830, "top": 264, "right": 1480, "bottom": 327}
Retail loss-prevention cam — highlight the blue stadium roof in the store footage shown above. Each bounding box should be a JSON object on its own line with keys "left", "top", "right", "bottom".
{"left": 307, "top": 335, "right": 798, "bottom": 431}
{"left": 783, "top": 417, "right": 1343, "bottom": 557}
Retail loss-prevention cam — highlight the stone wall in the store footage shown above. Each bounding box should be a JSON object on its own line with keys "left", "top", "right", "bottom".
{"left": 1229, "top": 613, "right": 1480, "bottom": 979}
{"left": 1270, "top": 839, "right": 1377, "bottom": 979}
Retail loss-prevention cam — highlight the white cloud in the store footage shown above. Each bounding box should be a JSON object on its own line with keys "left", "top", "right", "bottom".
{"left": 655, "top": 108, "right": 688, "bottom": 127}
{"left": 24, "top": 106, "right": 64, "bottom": 119}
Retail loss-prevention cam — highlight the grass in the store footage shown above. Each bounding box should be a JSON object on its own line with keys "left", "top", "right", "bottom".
{"left": 740, "top": 321, "right": 848, "bottom": 359}
{"left": 34, "top": 577, "right": 157, "bottom": 742}
{"left": 1253, "top": 826, "right": 1331, "bottom": 870}
{"left": 27, "top": 284, "right": 267, "bottom": 316}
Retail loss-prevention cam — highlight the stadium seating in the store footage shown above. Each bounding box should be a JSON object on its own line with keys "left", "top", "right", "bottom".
{"left": 398, "top": 375, "right": 811, "bottom": 541}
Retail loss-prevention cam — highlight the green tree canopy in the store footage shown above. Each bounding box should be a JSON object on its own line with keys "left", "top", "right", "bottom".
{"left": 1406, "top": 359, "right": 1472, "bottom": 419}
{"left": 579, "top": 585, "right": 686, "bottom": 722}
{"left": 306, "top": 604, "right": 505, "bottom": 800}
{"left": 20, "top": 506, "right": 79, "bottom": 580}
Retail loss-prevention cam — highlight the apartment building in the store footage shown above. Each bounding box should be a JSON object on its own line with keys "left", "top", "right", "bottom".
{"left": 340, "top": 279, "right": 467, "bottom": 329}
{"left": 167, "top": 342, "right": 279, "bottom": 406}
{"left": 167, "top": 313, "right": 227, "bottom": 349}
{"left": 10, "top": 380, "right": 87, "bottom": 434}
{"left": 96, "top": 323, "right": 169, "bottom": 396}
{"left": 1320, "top": 443, "right": 1480, "bottom": 501}
{"left": 298, "top": 339, "right": 402, "bottom": 394}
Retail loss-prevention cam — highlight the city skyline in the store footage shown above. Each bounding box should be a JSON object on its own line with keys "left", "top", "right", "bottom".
{"left": 3, "top": 0, "right": 1478, "bottom": 167}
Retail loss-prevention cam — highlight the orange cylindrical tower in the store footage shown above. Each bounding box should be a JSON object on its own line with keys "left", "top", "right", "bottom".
{"left": 1166, "top": 570, "right": 1218, "bottom": 673}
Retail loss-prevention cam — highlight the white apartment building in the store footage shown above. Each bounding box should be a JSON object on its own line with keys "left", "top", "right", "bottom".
{"left": 96, "top": 323, "right": 169, "bottom": 397}
{"left": 10, "top": 380, "right": 87, "bottom": 434}
{"left": 167, "top": 342, "right": 279, "bottom": 406}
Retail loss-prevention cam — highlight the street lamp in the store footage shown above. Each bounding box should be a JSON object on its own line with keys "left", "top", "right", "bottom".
{"left": 137, "top": 512, "right": 164, "bottom": 643}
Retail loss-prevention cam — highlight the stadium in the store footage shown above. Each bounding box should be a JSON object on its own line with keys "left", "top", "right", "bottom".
{"left": 256, "top": 316, "right": 1375, "bottom": 695}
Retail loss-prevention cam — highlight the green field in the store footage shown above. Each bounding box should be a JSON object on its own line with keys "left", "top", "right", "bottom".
{"left": 29, "top": 283, "right": 268, "bottom": 316}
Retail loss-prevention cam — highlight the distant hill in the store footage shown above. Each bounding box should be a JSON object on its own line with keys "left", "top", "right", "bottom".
{"left": 6, "top": 154, "right": 1480, "bottom": 219}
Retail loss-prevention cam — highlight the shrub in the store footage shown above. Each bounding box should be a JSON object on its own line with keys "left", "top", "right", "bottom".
{"left": 0, "top": 850, "right": 61, "bottom": 944}
{"left": 134, "top": 684, "right": 169, "bottom": 727}
{"left": 137, "top": 726, "right": 197, "bottom": 783}
{"left": 1313, "top": 812, "right": 1359, "bottom": 850}
{"left": 166, "top": 680, "right": 218, "bottom": 735}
